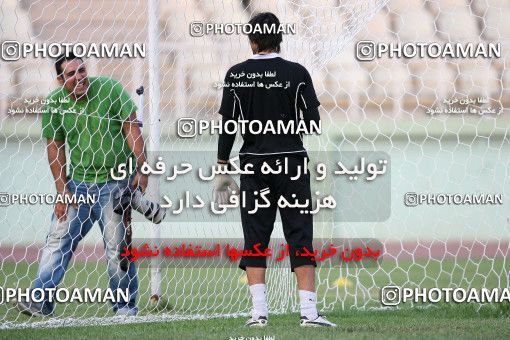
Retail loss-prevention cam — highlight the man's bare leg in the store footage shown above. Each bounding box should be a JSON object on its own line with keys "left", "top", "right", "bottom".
{"left": 294, "top": 265, "right": 319, "bottom": 320}
{"left": 294, "top": 265, "right": 315, "bottom": 291}
{"left": 246, "top": 267, "right": 266, "bottom": 285}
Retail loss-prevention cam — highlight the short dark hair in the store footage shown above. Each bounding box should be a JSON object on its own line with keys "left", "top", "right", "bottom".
{"left": 55, "top": 52, "right": 83, "bottom": 76}
{"left": 247, "top": 12, "right": 282, "bottom": 53}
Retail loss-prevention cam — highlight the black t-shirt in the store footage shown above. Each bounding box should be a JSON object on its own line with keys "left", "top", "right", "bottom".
{"left": 218, "top": 56, "right": 320, "bottom": 164}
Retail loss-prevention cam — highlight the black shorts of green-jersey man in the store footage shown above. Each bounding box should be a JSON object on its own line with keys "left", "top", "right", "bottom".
{"left": 213, "top": 12, "right": 336, "bottom": 328}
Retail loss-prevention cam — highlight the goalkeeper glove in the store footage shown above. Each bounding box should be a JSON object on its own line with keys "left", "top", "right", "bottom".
{"left": 212, "top": 164, "right": 240, "bottom": 205}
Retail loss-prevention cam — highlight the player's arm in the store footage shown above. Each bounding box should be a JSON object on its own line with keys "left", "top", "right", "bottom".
{"left": 46, "top": 138, "right": 74, "bottom": 221}
{"left": 42, "top": 99, "right": 74, "bottom": 221}
{"left": 47, "top": 139, "right": 67, "bottom": 193}
{"left": 217, "top": 115, "right": 237, "bottom": 164}
{"left": 214, "top": 119, "right": 240, "bottom": 204}
{"left": 301, "top": 105, "right": 320, "bottom": 126}
{"left": 217, "top": 71, "right": 238, "bottom": 165}
{"left": 122, "top": 112, "right": 148, "bottom": 192}
{"left": 298, "top": 67, "right": 321, "bottom": 128}
{"left": 214, "top": 73, "right": 240, "bottom": 203}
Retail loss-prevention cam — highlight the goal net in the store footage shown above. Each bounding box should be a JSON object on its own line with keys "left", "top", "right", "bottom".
{"left": 0, "top": 0, "right": 509, "bottom": 329}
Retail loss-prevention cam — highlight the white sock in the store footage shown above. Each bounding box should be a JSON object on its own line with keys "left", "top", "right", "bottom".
{"left": 249, "top": 283, "right": 268, "bottom": 319}
{"left": 299, "top": 290, "right": 318, "bottom": 320}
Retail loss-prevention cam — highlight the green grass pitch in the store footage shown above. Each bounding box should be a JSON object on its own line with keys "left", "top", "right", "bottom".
{"left": 1, "top": 258, "right": 509, "bottom": 339}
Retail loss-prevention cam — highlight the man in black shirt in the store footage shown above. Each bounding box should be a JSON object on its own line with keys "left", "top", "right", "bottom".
{"left": 214, "top": 12, "right": 336, "bottom": 327}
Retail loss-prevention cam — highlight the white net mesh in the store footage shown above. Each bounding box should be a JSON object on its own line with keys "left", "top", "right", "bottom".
{"left": 0, "top": 0, "right": 509, "bottom": 329}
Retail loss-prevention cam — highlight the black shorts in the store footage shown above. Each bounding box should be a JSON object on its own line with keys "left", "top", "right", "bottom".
{"left": 239, "top": 155, "right": 316, "bottom": 271}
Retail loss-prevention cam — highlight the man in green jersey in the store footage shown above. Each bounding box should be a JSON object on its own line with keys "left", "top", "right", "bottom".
{"left": 16, "top": 52, "right": 146, "bottom": 316}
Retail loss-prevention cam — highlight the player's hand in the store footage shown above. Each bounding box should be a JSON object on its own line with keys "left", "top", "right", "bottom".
{"left": 212, "top": 173, "right": 240, "bottom": 205}
{"left": 54, "top": 190, "right": 77, "bottom": 222}
{"left": 132, "top": 172, "right": 149, "bottom": 193}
